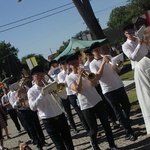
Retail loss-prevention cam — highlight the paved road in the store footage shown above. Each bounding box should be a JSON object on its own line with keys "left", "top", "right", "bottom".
{"left": 4, "top": 102, "right": 150, "bottom": 150}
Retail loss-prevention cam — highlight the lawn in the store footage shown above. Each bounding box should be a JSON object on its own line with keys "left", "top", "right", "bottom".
{"left": 119, "top": 60, "right": 140, "bottom": 111}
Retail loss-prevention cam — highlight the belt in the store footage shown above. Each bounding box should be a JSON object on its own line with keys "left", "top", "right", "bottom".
{"left": 42, "top": 113, "right": 63, "bottom": 121}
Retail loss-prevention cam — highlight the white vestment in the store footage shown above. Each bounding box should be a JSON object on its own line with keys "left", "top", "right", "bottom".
{"left": 134, "top": 56, "right": 150, "bottom": 134}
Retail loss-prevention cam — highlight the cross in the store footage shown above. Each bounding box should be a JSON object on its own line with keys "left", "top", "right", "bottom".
{"left": 2, "top": 70, "right": 6, "bottom": 78}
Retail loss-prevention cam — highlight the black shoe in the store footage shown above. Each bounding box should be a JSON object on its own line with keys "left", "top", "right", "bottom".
{"left": 73, "top": 129, "right": 79, "bottom": 134}
{"left": 125, "top": 133, "right": 137, "bottom": 141}
{"left": 42, "top": 141, "right": 49, "bottom": 146}
{"left": 112, "top": 122, "right": 120, "bottom": 129}
{"left": 110, "top": 146, "right": 120, "bottom": 150}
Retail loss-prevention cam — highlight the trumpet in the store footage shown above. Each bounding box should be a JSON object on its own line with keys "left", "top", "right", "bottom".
{"left": 101, "top": 55, "right": 124, "bottom": 71}
{"left": 82, "top": 70, "right": 96, "bottom": 80}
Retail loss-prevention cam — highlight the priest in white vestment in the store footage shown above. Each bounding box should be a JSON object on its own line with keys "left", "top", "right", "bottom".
{"left": 134, "top": 56, "right": 150, "bottom": 134}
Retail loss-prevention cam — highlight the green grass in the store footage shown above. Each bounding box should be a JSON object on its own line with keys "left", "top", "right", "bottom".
{"left": 119, "top": 60, "right": 140, "bottom": 111}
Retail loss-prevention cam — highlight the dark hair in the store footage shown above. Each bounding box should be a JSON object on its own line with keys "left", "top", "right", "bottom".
{"left": 49, "top": 60, "right": 58, "bottom": 68}
{"left": 90, "top": 42, "right": 101, "bottom": 51}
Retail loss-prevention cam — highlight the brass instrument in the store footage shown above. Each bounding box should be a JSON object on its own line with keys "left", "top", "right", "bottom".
{"left": 0, "top": 82, "right": 4, "bottom": 88}
{"left": 41, "top": 79, "right": 66, "bottom": 112}
{"left": 17, "top": 77, "right": 31, "bottom": 108}
{"left": 44, "top": 73, "right": 66, "bottom": 94}
{"left": 101, "top": 55, "right": 124, "bottom": 71}
{"left": 82, "top": 70, "right": 96, "bottom": 80}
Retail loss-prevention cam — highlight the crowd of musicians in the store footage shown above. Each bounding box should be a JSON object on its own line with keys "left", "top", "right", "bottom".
{"left": 0, "top": 24, "right": 150, "bottom": 150}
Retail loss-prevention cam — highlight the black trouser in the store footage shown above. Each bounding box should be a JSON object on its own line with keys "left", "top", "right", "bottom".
{"left": 61, "top": 97, "right": 76, "bottom": 129}
{"left": 95, "top": 84, "right": 117, "bottom": 122}
{"left": 82, "top": 101, "right": 115, "bottom": 150}
{"left": 104, "top": 87, "right": 133, "bottom": 135}
{"left": 18, "top": 109, "right": 45, "bottom": 147}
{"left": 43, "top": 113, "right": 74, "bottom": 150}
{"left": 68, "top": 95, "right": 89, "bottom": 131}
{"left": 7, "top": 109, "right": 21, "bottom": 131}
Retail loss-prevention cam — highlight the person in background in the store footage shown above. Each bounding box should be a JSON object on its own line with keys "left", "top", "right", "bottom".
{"left": 122, "top": 23, "right": 149, "bottom": 69}
{"left": 8, "top": 77, "right": 46, "bottom": 150}
{"left": 134, "top": 26, "right": 150, "bottom": 134}
{"left": 1, "top": 87, "right": 21, "bottom": 133}
{"left": 89, "top": 42, "right": 137, "bottom": 141}
{"left": 28, "top": 65, "right": 74, "bottom": 150}
{"left": 65, "top": 54, "right": 119, "bottom": 150}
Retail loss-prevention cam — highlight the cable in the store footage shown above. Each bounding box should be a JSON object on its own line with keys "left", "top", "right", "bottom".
{"left": 0, "top": 2, "right": 73, "bottom": 28}
{"left": 0, "top": 6, "right": 75, "bottom": 33}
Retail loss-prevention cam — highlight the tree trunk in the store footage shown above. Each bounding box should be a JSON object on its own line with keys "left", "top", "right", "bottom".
{"left": 72, "top": 0, "right": 106, "bottom": 40}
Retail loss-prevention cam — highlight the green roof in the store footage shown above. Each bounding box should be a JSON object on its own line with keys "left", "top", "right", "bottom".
{"left": 55, "top": 38, "right": 107, "bottom": 60}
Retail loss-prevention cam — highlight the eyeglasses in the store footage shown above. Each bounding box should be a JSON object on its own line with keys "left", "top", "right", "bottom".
{"left": 126, "top": 30, "right": 135, "bottom": 35}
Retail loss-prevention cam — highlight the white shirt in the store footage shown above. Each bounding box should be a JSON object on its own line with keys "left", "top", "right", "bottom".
{"left": 134, "top": 56, "right": 150, "bottom": 134}
{"left": 90, "top": 58, "right": 123, "bottom": 94}
{"left": 84, "top": 61, "right": 91, "bottom": 71}
{"left": 27, "top": 84, "right": 63, "bottom": 119}
{"left": 57, "top": 70, "right": 73, "bottom": 96}
{"left": 65, "top": 73, "right": 102, "bottom": 110}
{"left": 122, "top": 39, "right": 148, "bottom": 69}
{"left": 8, "top": 91, "right": 27, "bottom": 110}
{"left": 1, "top": 94, "right": 13, "bottom": 110}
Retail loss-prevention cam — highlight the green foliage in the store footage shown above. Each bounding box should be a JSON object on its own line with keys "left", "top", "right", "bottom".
{"left": 0, "top": 41, "right": 22, "bottom": 80}
{"left": 107, "top": 0, "right": 150, "bottom": 29}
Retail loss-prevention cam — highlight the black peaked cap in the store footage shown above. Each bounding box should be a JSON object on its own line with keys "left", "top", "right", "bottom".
{"left": 66, "top": 54, "right": 78, "bottom": 63}
{"left": 90, "top": 42, "right": 101, "bottom": 51}
{"left": 123, "top": 23, "right": 134, "bottom": 31}
{"left": 31, "top": 65, "right": 45, "bottom": 75}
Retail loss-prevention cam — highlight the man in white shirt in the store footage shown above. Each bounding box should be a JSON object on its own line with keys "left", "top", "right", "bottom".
{"left": 90, "top": 42, "right": 137, "bottom": 141}
{"left": 65, "top": 54, "right": 119, "bottom": 150}
{"left": 134, "top": 26, "right": 150, "bottom": 134}
{"left": 83, "top": 47, "right": 119, "bottom": 129}
{"left": 57, "top": 56, "right": 89, "bottom": 133}
{"left": 27, "top": 65, "right": 74, "bottom": 150}
{"left": 122, "top": 23, "right": 148, "bottom": 69}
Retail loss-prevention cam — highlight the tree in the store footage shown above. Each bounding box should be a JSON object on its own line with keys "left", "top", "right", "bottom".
{"left": 107, "top": 0, "right": 150, "bottom": 29}
{"left": 107, "top": 6, "right": 130, "bottom": 28}
{"left": 0, "top": 41, "right": 22, "bottom": 80}
{"left": 128, "top": 0, "right": 150, "bottom": 14}
{"left": 72, "top": 0, "right": 106, "bottom": 40}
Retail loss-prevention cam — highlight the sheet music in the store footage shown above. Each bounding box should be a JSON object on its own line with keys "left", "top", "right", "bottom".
{"left": 111, "top": 53, "right": 124, "bottom": 66}
{"left": 135, "top": 25, "right": 146, "bottom": 40}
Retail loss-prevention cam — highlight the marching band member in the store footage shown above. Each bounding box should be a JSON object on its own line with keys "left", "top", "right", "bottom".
{"left": 27, "top": 65, "right": 74, "bottom": 150}
{"left": 83, "top": 47, "right": 119, "bottom": 130}
{"left": 57, "top": 56, "right": 89, "bottom": 133}
{"left": 1, "top": 87, "right": 21, "bottom": 133}
{"left": 89, "top": 42, "right": 137, "bottom": 141}
{"left": 8, "top": 77, "right": 46, "bottom": 150}
{"left": 65, "top": 54, "right": 119, "bottom": 150}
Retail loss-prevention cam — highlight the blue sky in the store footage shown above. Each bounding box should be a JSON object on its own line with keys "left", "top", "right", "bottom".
{"left": 0, "top": 0, "right": 127, "bottom": 60}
